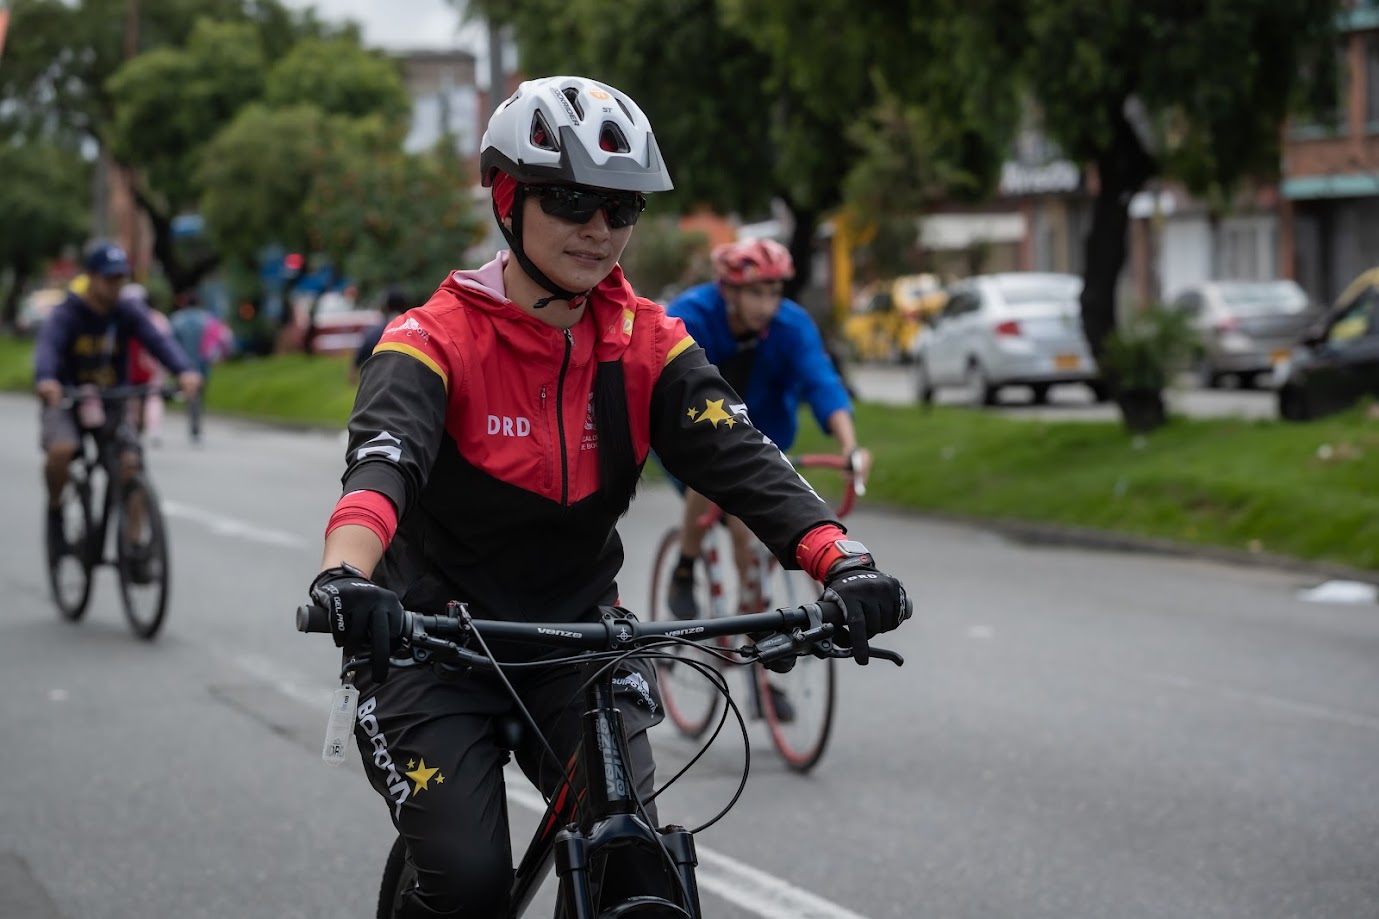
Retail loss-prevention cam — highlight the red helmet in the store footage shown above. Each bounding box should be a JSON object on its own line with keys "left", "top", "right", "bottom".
{"left": 711, "top": 238, "right": 794, "bottom": 286}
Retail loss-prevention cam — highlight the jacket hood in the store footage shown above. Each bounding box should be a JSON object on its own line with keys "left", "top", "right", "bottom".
{"left": 441, "top": 251, "right": 641, "bottom": 363}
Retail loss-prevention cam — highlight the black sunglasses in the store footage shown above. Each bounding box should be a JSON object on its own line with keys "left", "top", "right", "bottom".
{"left": 528, "top": 184, "right": 647, "bottom": 229}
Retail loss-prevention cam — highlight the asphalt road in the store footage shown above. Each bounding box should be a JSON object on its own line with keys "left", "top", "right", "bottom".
{"left": 849, "top": 364, "right": 1279, "bottom": 420}
{"left": 0, "top": 394, "right": 1376, "bottom": 919}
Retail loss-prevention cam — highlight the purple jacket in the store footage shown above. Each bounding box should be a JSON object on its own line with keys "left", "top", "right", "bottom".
{"left": 34, "top": 292, "right": 193, "bottom": 387}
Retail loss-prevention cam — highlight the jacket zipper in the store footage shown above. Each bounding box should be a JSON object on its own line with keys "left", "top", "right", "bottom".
{"left": 540, "top": 385, "right": 552, "bottom": 492}
{"left": 556, "top": 328, "right": 573, "bottom": 505}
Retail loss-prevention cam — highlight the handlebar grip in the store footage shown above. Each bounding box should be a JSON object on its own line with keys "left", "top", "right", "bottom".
{"left": 297, "top": 604, "right": 332, "bottom": 633}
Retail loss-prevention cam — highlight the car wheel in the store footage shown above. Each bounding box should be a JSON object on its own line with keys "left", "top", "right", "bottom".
{"left": 914, "top": 361, "right": 935, "bottom": 406}
{"left": 1088, "top": 381, "right": 1111, "bottom": 403}
{"left": 967, "top": 361, "right": 997, "bottom": 406}
{"left": 1030, "top": 384, "right": 1050, "bottom": 405}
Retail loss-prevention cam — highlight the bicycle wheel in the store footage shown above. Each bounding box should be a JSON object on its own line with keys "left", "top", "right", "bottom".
{"left": 647, "top": 527, "right": 721, "bottom": 739}
{"left": 116, "top": 474, "right": 170, "bottom": 639}
{"left": 377, "top": 835, "right": 414, "bottom": 919}
{"left": 756, "top": 560, "right": 836, "bottom": 772}
{"left": 47, "top": 477, "right": 94, "bottom": 622}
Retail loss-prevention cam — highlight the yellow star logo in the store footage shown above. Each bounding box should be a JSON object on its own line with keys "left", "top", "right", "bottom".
{"left": 407, "top": 759, "right": 416, "bottom": 769}
{"left": 687, "top": 406, "right": 699, "bottom": 420}
{"left": 406, "top": 758, "right": 443, "bottom": 793}
{"left": 692, "top": 399, "right": 735, "bottom": 429}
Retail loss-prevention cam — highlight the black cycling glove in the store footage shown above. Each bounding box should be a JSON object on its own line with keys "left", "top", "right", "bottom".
{"left": 821, "top": 560, "right": 910, "bottom": 665}
{"left": 309, "top": 563, "right": 405, "bottom": 683}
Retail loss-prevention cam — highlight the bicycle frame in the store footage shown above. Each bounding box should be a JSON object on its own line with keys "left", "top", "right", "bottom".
{"left": 504, "top": 656, "right": 702, "bottom": 918}
{"left": 311, "top": 601, "right": 884, "bottom": 919}
{"left": 69, "top": 411, "right": 141, "bottom": 569}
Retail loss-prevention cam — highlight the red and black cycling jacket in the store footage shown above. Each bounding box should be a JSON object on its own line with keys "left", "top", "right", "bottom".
{"left": 332, "top": 252, "right": 844, "bottom": 630}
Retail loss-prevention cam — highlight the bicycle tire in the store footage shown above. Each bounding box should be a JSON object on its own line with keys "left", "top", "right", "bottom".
{"left": 377, "top": 835, "right": 414, "bottom": 919}
{"left": 116, "top": 474, "right": 170, "bottom": 640}
{"left": 756, "top": 561, "right": 836, "bottom": 773}
{"left": 648, "top": 527, "right": 721, "bottom": 739}
{"left": 47, "top": 477, "right": 94, "bottom": 622}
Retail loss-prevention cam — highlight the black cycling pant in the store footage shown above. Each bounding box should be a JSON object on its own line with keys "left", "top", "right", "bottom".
{"left": 352, "top": 653, "right": 671, "bottom": 917}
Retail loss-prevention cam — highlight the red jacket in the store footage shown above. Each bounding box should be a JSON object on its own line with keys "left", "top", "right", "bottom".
{"left": 339, "top": 253, "right": 839, "bottom": 628}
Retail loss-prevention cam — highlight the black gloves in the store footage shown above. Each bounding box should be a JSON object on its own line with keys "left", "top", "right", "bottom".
{"left": 309, "top": 564, "right": 405, "bottom": 683}
{"left": 821, "top": 559, "right": 910, "bottom": 664}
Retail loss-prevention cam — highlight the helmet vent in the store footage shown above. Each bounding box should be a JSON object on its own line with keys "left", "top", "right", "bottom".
{"left": 599, "top": 122, "right": 630, "bottom": 153}
{"left": 530, "top": 110, "right": 559, "bottom": 151}
{"left": 561, "top": 87, "right": 585, "bottom": 122}
{"left": 614, "top": 97, "right": 634, "bottom": 121}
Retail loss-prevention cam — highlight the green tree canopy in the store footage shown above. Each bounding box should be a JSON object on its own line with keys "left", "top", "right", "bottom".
{"left": 264, "top": 38, "right": 411, "bottom": 128}
{"left": 306, "top": 144, "right": 486, "bottom": 298}
{"left": 0, "top": 141, "right": 90, "bottom": 324}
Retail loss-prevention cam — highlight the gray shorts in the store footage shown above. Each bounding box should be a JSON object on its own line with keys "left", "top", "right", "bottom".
{"left": 39, "top": 405, "right": 80, "bottom": 451}
{"left": 38, "top": 403, "right": 139, "bottom": 459}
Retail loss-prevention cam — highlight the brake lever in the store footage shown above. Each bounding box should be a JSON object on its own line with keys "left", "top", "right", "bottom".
{"left": 868, "top": 646, "right": 904, "bottom": 666}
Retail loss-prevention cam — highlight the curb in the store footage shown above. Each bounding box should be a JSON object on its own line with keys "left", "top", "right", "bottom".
{"left": 882, "top": 505, "right": 1379, "bottom": 586}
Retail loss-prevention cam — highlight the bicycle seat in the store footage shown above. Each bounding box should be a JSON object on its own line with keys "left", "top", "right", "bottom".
{"left": 496, "top": 715, "right": 525, "bottom": 751}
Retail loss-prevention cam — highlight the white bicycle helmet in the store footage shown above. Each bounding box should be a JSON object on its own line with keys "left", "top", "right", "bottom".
{"left": 480, "top": 75, "right": 673, "bottom": 194}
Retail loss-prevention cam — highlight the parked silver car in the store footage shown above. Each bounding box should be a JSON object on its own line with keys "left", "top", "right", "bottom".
{"left": 1169, "top": 280, "right": 1319, "bottom": 388}
{"left": 912, "top": 272, "right": 1103, "bottom": 405}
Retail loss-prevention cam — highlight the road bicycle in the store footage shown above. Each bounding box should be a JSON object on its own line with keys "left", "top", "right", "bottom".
{"left": 46, "top": 383, "right": 176, "bottom": 639}
{"left": 648, "top": 453, "right": 863, "bottom": 772}
{"left": 296, "top": 595, "right": 904, "bottom": 918}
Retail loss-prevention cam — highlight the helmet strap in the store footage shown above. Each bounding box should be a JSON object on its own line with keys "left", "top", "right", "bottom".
{"left": 493, "top": 184, "right": 590, "bottom": 310}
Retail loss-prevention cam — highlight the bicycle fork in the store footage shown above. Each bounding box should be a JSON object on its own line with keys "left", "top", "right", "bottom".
{"left": 551, "top": 679, "right": 702, "bottom": 917}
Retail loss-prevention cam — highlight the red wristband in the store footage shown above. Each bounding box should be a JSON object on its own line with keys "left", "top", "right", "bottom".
{"left": 796, "top": 524, "right": 850, "bottom": 583}
{"left": 325, "top": 489, "right": 398, "bottom": 550}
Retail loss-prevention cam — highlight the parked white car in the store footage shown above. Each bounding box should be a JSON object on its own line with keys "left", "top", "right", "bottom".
{"left": 912, "top": 272, "right": 1105, "bottom": 405}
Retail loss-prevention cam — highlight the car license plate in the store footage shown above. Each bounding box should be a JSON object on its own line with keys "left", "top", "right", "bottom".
{"left": 1271, "top": 348, "right": 1290, "bottom": 365}
{"left": 1054, "top": 354, "right": 1081, "bottom": 370}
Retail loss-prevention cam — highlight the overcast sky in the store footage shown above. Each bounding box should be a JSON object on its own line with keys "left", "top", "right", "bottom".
{"left": 280, "top": 0, "right": 483, "bottom": 53}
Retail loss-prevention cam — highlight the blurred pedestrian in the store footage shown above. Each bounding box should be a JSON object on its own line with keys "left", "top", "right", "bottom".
{"left": 170, "top": 291, "right": 235, "bottom": 444}
{"left": 123, "top": 282, "right": 173, "bottom": 446}
{"left": 349, "top": 286, "right": 409, "bottom": 383}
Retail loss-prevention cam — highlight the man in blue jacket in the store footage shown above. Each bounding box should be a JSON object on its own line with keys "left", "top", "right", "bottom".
{"left": 34, "top": 243, "right": 201, "bottom": 559}
{"left": 663, "top": 238, "right": 869, "bottom": 621}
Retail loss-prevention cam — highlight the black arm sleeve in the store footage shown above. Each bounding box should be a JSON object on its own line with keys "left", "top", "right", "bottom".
{"left": 651, "top": 344, "right": 840, "bottom": 567}
{"left": 339, "top": 351, "right": 449, "bottom": 517}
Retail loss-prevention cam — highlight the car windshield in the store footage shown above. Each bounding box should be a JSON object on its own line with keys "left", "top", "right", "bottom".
{"left": 1218, "top": 282, "right": 1307, "bottom": 316}
{"left": 994, "top": 276, "right": 1081, "bottom": 314}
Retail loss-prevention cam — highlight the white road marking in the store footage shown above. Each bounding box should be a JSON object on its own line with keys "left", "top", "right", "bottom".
{"left": 1296, "top": 580, "right": 1378, "bottom": 605}
{"left": 163, "top": 500, "right": 311, "bottom": 549}
{"left": 226, "top": 650, "right": 875, "bottom": 919}
{"left": 1142, "top": 671, "right": 1379, "bottom": 733}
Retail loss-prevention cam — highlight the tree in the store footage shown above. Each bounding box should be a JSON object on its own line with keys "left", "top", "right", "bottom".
{"left": 264, "top": 38, "right": 411, "bottom": 127}
{"left": 195, "top": 105, "right": 371, "bottom": 269}
{"left": 1, "top": 0, "right": 358, "bottom": 293}
{"left": 105, "top": 18, "right": 268, "bottom": 291}
{"left": 1005, "top": 0, "right": 1338, "bottom": 427}
{"left": 0, "top": 141, "right": 90, "bottom": 325}
{"left": 305, "top": 143, "right": 487, "bottom": 299}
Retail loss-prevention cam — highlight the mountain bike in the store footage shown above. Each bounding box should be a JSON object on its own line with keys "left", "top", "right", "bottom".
{"left": 46, "top": 383, "right": 176, "bottom": 639}
{"left": 648, "top": 453, "right": 863, "bottom": 772}
{"left": 296, "top": 596, "right": 904, "bottom": 918}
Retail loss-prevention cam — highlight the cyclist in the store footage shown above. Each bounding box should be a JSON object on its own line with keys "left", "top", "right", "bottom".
{"left": 34, "top": 243, "right": 201, "bottom": 565}
{"left": 306, "top": 75, "right": 910, "bottom": 919}
{"left": 349, "top": 285, "right": 409, "bottom": 384}
{"left": 662, "top": 238, "right": 869, "bottom": 621}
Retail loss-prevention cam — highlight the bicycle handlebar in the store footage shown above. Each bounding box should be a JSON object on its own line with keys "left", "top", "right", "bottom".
{"left": 296, "top": 599, "right": 905, "bottom": 669}
{"left": 695, "top": 452, "right": 865, "bottom": 530}
{"left": 58, "top": 383, "right": 183, "bottom": 407}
